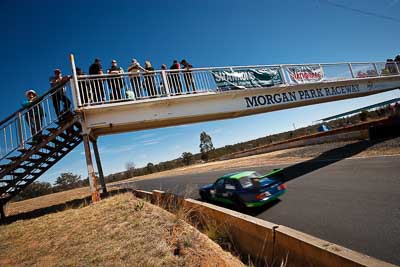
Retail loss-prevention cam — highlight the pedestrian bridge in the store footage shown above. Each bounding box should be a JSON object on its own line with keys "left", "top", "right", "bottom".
{"left": 1, "top": 56, "right": 400, "bottom": 214}
{"left": 71, "top": 59, "right": 400, "bottom": 137}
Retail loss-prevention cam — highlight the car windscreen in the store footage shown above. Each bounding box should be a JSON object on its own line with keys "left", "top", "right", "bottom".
{"left": 239, "top": 172, "right": 261, "bottom": 188}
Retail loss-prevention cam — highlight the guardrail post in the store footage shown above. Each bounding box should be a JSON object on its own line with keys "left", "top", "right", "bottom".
{"left": 279, "top": 65, "right": 288, "bottom": 84}
{"left": 17, "top": 113, "right": 25, "bottom": 149}
{"left": 161, "top": 70, "right": 171, "bottom": 97}
{"left": 348, "top": 63, "right": 355, "bottom": 78}
{"left": 373, "top": 63, "right": 379, "bottom": 76}
{"left": 69, "top": 54, "right": 81, "bottom": 108}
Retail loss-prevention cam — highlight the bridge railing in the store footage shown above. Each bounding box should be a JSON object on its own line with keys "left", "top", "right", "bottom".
{"left": 0, "top": 79, "right": 74, "bottom": 161}
{"left": 74, "top": 61, "right": 400, "bottom": 107}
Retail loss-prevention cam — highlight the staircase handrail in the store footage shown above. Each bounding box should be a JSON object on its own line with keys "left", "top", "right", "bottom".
{"left": 0, "top": 77, "right": 73, "bottom": 160}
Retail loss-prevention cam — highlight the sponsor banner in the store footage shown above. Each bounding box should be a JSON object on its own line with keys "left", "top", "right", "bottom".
{"left": 286, "top": 65, "right": 324, "bottom": 84}
{"left": 212, "top": 68, "right": 283, "bottom": 90}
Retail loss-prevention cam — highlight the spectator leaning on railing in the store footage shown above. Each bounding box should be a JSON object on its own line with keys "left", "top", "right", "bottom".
{"left": 170, "top": 60, "right": 182, "bottom": 94}
{"left": 49, "top": 69, "right": 71, "bottom": 120}
{"left": 127, "top": 58, "right": 145, "bottom": 98}
{"left": 107, "top": 59, "right": 125, "bottom": 101}
{"left": 181, "top": 59, "right": 196, "bottom": 93}
{"left": 143, "top": 61, "right": 156, "bottom": 97}
{"left": 22, "top": 90, "right": 45, "bottom": 144}
{"left": 89, "top": 58, "right": 105, "bottom": 102}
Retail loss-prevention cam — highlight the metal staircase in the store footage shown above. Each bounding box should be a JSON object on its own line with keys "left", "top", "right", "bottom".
{"left": 0, "top": 79, "right": 82, "bottom": 218}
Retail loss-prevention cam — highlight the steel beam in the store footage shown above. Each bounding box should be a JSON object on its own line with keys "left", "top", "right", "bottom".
{"left": 92, "top": 139, "right": 107, "bottom": 196}
{"left": 83, "top": 134, "right": 100, "bottom": 202}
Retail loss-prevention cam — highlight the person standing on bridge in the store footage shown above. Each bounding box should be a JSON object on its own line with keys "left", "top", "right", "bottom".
{"left": 49, "top": 69, "right": 71, "bottom": 119}
{"left": 23, "top": 90, "right": 45, "bottom": 144}
{"left": 181, "top": 59, "right": 196, "bottom": 93}
{"left": 107, "top": 60, "right": 125, "bottom": 101}
{"left": 127, "top": 58, "right": 145, "bottom": 99}
{"left": 143, "top": 61, "right": 156, "bottom": 97}
{"left": 170, "top": 60, "right": 182, "bottom": 94}
{"left": 395, "top": 54, "right": 400, "bottom": 73}
{"left": 89, "top": 58, "right": 105, "bottom": 103}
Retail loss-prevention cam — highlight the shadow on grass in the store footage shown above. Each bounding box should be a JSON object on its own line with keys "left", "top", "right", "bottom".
{"left": 1, "top": 188, "right": 130, "bottom": 225}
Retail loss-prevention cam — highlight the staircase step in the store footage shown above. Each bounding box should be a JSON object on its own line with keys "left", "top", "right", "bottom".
{"left": 17, "top": 148, "right": 29, "bottom": 154}
{"left": 46, "top": 127, "right": 59, "bottom": 133}
{"left": 7, "top": 156, "right": 21, "bottom": 162}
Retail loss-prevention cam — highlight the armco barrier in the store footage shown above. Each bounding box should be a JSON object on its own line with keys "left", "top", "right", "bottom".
{"left": 132, "top": 189, "right": 397, "bottom": 267}
{"left": 220, "top": 117, "right": 399, "bottom": 161}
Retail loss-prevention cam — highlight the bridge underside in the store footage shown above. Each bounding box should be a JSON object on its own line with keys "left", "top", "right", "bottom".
{"left": 80, "top": 75, "right": 400, "bottom": 137}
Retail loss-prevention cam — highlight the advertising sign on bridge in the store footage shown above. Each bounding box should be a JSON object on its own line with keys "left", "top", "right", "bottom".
{"left": 212, "top": 68, "right": 283, "bottom": 90}
{"left": 286, "top": 65, "right": 324, "bottom": 84}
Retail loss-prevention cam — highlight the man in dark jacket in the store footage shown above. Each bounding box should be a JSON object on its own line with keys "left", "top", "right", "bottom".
{"left": 181, "top": 59, "right": 196, "bottom": 93}
{"left": 107, "top": 59, "right": 125, "bottom": 101}
{"left": 49, "top": 69, "right": 71, "bottom": 118}
{"left": 89, "top": 58, "right": 105, "bottom": 102}
{"left": 170, "top": 60, "right": 182, "bottom": 94}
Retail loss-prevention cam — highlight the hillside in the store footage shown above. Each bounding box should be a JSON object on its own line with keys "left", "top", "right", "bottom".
{"left": 0, "top": 193, "right": 243, "bottom": 267}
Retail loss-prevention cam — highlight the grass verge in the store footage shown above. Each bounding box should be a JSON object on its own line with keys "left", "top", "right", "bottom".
{"left": 0, "top": 193, "right": 244, "bottom": 267}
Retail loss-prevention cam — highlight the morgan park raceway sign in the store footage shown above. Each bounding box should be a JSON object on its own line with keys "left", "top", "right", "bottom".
{"left": 244, "top": 82, "right": 374, "bottom": 109}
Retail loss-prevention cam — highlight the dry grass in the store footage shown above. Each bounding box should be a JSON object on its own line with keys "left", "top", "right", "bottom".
{"left": 0, "top": 193, "right": 244, "bottom": 267}
{"left": 6, "top": 186, "right": 120, "bottom": 217}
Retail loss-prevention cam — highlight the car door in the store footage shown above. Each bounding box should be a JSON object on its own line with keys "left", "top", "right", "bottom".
{"left": 223, "top": 179, "right": 238, "bottom": 201}
{"left": 213, "top": 178, "right": 226, "bottom": 200}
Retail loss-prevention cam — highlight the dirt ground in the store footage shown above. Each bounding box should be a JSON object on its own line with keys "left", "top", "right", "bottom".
{"left": 0, "top": 193, "right": 244, "bottom": 267}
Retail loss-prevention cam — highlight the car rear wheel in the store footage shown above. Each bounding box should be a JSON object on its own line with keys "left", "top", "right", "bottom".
{"left": 233, "top": 195, "right": 246, "bottom": 211}
{"left": 199, "top": 191, "right": 208, "bottom": 201}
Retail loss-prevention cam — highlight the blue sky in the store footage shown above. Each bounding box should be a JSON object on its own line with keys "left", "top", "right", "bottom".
{"left": 0, "top": 0, "right": 399, "bottom": 183}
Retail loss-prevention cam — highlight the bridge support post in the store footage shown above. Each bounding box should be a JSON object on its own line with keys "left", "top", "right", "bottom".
{"left": 92, "top": 139, "right": 107, "bottom": 197}
{"left": 0, "top": 204, "right": 5, "bottom": 220}
{"left": 83, "top": 134, "right": 100, "bottom": 203}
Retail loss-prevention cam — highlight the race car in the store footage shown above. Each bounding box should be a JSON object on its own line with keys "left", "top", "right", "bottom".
{"left": 199, "top": 169, "right": 286, "bottom": 208}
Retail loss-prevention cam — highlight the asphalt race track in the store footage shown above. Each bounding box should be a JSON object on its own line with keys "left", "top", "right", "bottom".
{"left": 119, "top": 155, "right": 400, "bottom": 265}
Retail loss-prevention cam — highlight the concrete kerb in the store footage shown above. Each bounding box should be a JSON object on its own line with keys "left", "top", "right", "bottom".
{"left": 132, "top": 189, "right": 397, "bottom": 267}
{"left": 274, "top": 225, "right": 397, "bottom": 267}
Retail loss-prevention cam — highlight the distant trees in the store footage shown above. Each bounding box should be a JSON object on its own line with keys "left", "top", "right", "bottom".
{"left": 54, "top": 172, "right": 83, "bottom": 190}
{"left": 359, "top": 110, "right": 369, "bottom": 121}
{"left": 181, "top": 152, "right": 194, "bottom": 165}
{"left": 146, "top": 162, "right": 155, "bottom": 173}
{"left": 125, "top": 161, "right": 136, "bottom": 177}
{"left": 17, "top": 181, "right": 53, "bottom": 200}
{"left": 199, "top": 131, "right": 214, "bottom": 161}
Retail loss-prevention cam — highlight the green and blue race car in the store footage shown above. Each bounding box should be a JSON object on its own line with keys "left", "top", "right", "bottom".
{"left": 199, "top": 169, "right": 286, "bottom": 208}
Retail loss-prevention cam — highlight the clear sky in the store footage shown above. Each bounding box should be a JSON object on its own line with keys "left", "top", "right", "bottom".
{"left": 0, "top": 0, "right": 399, "bottom": 183}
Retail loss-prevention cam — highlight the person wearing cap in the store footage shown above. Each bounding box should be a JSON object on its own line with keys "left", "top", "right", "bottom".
{"left": 127, "top": 58, "right": 145, "bottom": 98}
{"left": 89, "top": 58, "right": 105, "bottom": 102}
{"left": 159, "top": 64, "right": 168, "bottom": 95}
{"left": 107, "top": 60, "right": 125, "bottom": 101}
{"left": 49, "top": 69, "right": 71, "bottom": 118}
{"left": 181, "top": 59, "right": 196, "bottom": 93}
{"left": 143, "top": 61, "right": 156, "bottom": 97}
{"left": 169, "top": 60, "right": 182, "bottom": 94}
{"left": 22, "top": 90, "right": 45, "bottom": 144}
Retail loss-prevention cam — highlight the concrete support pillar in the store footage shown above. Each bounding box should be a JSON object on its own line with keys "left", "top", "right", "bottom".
{"left": 92, "top": 139, "right": 107, "bottom": 196}
{"left": 83, "top": 134, "right": 100, "bottom": 203}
